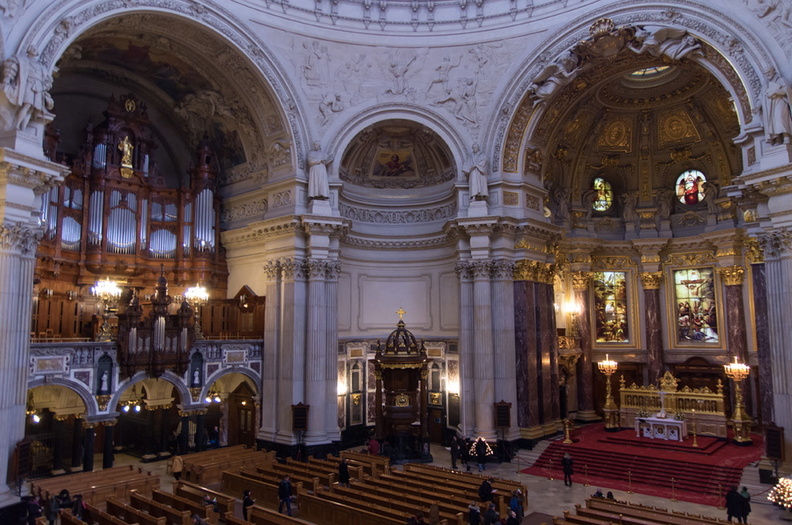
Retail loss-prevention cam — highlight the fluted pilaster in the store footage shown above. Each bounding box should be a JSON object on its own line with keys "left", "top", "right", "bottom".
{"left": 472, "top": 260, "right": 495, "bottom": 440}
{"left": 455, "top": 262, "right": 476, "bottom": 437}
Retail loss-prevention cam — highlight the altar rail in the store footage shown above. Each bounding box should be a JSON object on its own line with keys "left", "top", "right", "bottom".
{"left": 618, "top": 376, "right": 728, "bottom": 438}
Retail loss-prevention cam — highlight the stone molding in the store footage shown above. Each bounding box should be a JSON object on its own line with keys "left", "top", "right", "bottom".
{"left": 339, "top": 202, "right": 456, "bottom": 224}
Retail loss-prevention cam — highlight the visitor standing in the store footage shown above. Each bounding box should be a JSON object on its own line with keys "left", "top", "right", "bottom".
{"left": 562, "top": 453, "right": 574, "bottom": 487}
{"left": 278, "top": 475, "right": 293, "bottom": 516}
{"left": 242, "top": 489, "right": 255, "bottom": 520}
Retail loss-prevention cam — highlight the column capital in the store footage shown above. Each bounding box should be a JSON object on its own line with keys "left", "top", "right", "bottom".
{"left": 571, "top": 271, "right": 591, "bottom": 291}
{"left": 514, "top": 260, "right": 554, "bottom": 283}
{"left": 0, "top": 222, "right": 43, "bottom": 256}
{"left": 717, "top": 265, "right": 745, "bottom": 286}
{"left": 639, "top": 271, "right": 664, "bottom": 290}
{"left": 758, "top": 228, "right": 792, "bottom": 260}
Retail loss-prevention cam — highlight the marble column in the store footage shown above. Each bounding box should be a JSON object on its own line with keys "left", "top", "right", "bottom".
{"left": 374, "top": 370, "right": 384, "bottom": 438}
{"left": 102, "top": 421, "right": 115, "bottom": 469}
{"left": 752, "top": 263, "right": 774, "bottom": 424}
{"left": 491, "top": 260, "right": 518, "bottom": 440}
{"left": 52, "top": 415, "right": 67, "bottom": 472}
{"left": 324, "top": 262, "right": 341, "bottom": 443}
{"left": 159, "top": 408, "right": 170, "bottom": 454}
{"left": 719, "top": 266, "right": 752, "bottom": 414}
{"left": 196, "top": 411, "right": 206, "bottom": 451}
{"left": 71, "top": 417, "right": 83, "bottom": 469}
{"left": 305, "top": 259, "right": 328, "bottom": 444}
{"left": 759, "top": 230, "right": 792, "bottom": 466}
{"left": 179, "top": 411, "right": 190, "bottom": 454}
{"left": 260, "top": 261, "right": 282, "bottom": 443}
{"left": 472, "top": 260, "right": 496, "bottom": 440}
{"left": 455, "top": 262, "right": 475, "bottom": 437}
{"left": 538, "top": 280, "right": 560, "bottom": 426}
{"left": 573, "top": 272, "right": 595, "bottom": 418}
{"left": 82, "top": 422, "right": 95, "bottom": 472}
{"left": 640, "top": 272, "right": 665, "bottom": 383}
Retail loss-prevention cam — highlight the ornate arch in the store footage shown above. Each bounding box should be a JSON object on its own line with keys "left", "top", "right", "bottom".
{"left": 204, "top": 367, "right": 260, "bottom": 398}
{"left": 11, "top": 0, "right": 307, "bottom": 174}
{"left": 27, "top": 377, "right": 97, "bottom": 417}
{"left": 495, "top": 3, "right": 780, "bottom": 176}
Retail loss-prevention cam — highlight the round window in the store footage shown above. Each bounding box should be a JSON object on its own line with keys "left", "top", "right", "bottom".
{"left": 675, "top": 170, "right": 706, "bottom": 205}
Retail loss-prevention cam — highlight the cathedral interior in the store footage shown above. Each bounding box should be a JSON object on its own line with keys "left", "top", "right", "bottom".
{"left": 0, "top": 0, "right": 791, "bottom": 511}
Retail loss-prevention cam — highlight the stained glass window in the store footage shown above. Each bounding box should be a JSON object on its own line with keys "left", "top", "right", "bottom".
{"left": 675, "top": 169, "right": 707, "bottom": 205}
{"left": 592, "top": 177, "right": 613, "bottom": 212}
{"left": 592, "top": 271, "right": 629, "bottom": 343}
{"left": 673, "top": 268, "right": 718, "bottom": 344}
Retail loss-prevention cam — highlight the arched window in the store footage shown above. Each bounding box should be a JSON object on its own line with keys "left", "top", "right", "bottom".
{"left": 675, "top": 169, "right": 707, "bottom": 205}
{"left": 592, "top": 177, "right": 613, "bottom": 212}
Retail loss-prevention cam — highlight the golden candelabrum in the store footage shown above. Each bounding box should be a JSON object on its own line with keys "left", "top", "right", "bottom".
{"left": 185, "top": 285, "right": 209, "bottom": 340}
{"left": 724, "top": 356, "right": 752, "bottom": 445}
{"left": 92, "top": 278, "right": 122, "bottom": 341}
{"left": 598, "top": 354, "right": 619, "bottom": 430}
{"left": 562, "top": 418, "right": 573, "bottom": 444}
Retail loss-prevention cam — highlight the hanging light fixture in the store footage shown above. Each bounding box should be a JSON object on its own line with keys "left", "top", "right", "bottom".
{"left": 185, "top": 285, "right": 210, "bottom": 339}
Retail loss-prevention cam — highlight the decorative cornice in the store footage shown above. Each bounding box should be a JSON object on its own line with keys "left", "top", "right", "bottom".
{"left": 717, "top": 265, "right": 745, "bottom": 286}
{"left": 639, "top": 271, "right": 663, "bottom": 290}
{"left": 343, "top": 233, "right": 452, "bottom": 250}
{"left": 220, "top": 217, "right": 302, "bottom": 249}
{"left": 338, "top": 202, "right": 457, "bottom": 224}
{"left": 220, "top": 198, "right": 268, "bottom": 224}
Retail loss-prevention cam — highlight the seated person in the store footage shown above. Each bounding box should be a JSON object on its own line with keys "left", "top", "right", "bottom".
{"left": 592, "top": 488, "right": 604, "bottom": 498}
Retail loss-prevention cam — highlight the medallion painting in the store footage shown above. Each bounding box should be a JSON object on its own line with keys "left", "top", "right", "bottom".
{"left": 372, "top": 149, "right": 417, "bottom": 180}
{"left": 673, "top": 268, "right": 718, "bottom": 344}
{"left": 592, "top": 271, "right": 629, "bottom": 343}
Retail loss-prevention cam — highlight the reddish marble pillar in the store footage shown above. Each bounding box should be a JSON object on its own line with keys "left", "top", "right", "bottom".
{"left": 573, "top": 272, "right": 594, "bottom": 416}
{"left": 752, "top": 262, "right": 774, "bottom": 424}
{"left": 719, "top": 266, "right": 752, "bottom": 414}
{"left": 640, "top": 272, "right": 664, "bottom": 383}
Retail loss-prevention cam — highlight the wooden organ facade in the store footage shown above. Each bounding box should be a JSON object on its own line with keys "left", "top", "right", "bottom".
{"left": 32, "top": 94, "right": 264, "bottom": 341}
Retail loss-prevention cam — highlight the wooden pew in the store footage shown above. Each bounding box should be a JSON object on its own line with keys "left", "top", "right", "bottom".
{"left": 222, "top": 471, "right": 303, "bottom": 513}
{"left": 368, "top": 473, "right": 477, "bottom": 510}
{"left": 316, "top": 455, "right": 377, "bottom": 480}
{"left": 560, "top": 510, "right": 612, "bottom": 525}
{"left": 81, "top": 503, "right": 139, "bottom": 525}
{"left": 575, "top": 504, "right": 661, "bottom": 525}
{"left": 184, "top": 449, "right": 276, "bottom": 485}
{"left": 310, "top": 489, "right": 412, "bottom": 525}
{"left": 251, "top": 465, "right": 320, "bottom": 493}
{"left": 339, "top": 450, "right": 390, "bottom": 478}
{"left": 293, "top": 457, "right": 363, "bottom": 482}
{"left": 107, "top": 497, "right": 166, "bottom": 525}
{"left": 268, "top": 461, "right": 336, "bottom": 490}
{"left": 248, "top": 504, "right": 321, "bottom": 525}
{"left": 388, "top": 467, "right": 504, "bottom": 515}
{"left": 151, "top": 488, "right": 218, "bottom": 524}
{"left": 130, "top": 491, "right": 192, "bottom": 525}
{"left": 32, "top": 465, "right": 159, "bottom": 507}
{"left": 586, "top": 498, "right": 730, "bottom": 525}
{"left": 173, "top": 480, "right": 236, "bottom": 516}
{"left": 330, "top": 484, "right": 458, "bottom": 525}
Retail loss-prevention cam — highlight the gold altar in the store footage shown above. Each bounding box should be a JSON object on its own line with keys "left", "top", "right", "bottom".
{"left": 618, "top": 372, "right": 728, "bottom": 438}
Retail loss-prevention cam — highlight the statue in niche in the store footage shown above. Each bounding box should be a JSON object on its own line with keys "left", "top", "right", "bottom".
{"left": 765, "top": 73, "right": 792, "bottom": 145}
{"left": 702, "top": 181, "right": 720, "bottom": 215}
{"left": 554, "top": 187, "right": 570, "bottom": 222}
{"left": 581, "top": 188, "right": 597, "bottom": 221}
{"left": 621, "top": 192, "right": 638, "bottom": 223}
{"left": 631, "top": 26, "right": 702, "bottom": 60}
{"left": 2, "top": 47, "right": 53, "bottom": 131}
{"left": 464, "top": 144, "right": 489, "bottom": 200}
{"left": 307, "top": 142, "right": 331, "bottom": 200}
{"left": 655, "top": 188, "right": 674, "bottom": 221}
{"left": 530, "top": 51, "right": 583, "bottom": 102}
{"left": 100, "top": 371, "right": 109, "bottom": 393}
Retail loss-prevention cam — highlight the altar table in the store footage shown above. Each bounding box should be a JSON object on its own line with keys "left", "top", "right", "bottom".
{"left": 634, "top": 416, "right": 687, "bottom": 442}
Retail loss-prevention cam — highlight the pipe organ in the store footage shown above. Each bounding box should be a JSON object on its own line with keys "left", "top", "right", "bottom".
{"left": 33, "top": 93, "right": 240, "bottom": 340}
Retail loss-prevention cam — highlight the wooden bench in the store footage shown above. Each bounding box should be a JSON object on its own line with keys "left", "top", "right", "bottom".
{"left": 173, "top": 480, "right": 236, "bottom": 516}
{"left": 372, "top": 472, "right": 479, "bottom": 509}
{"left": 251, "top": 465, "right": 320, "bottom": 493}
{"left": 313, "top": 489, "right": 414, "bottom": 525}
{"left": 339, "top": 450, "right": 390, "bottom": 478}
{"left": 130, "top": 491, "right": 192, "bottom": 525}
{"left": 33, "top": 467, "right": 160, "bottom": 510}
{"left": 268, "top": 461, "right": 336, "bottom": 490}
{"left": 184, "top": 449, "right": 275, "bottom": 485}
{"left": 107, "top": 497, "right": 166, "bottom": 525}
{"left": 318, "top": 455, "right": 380, "bottom": 480}
{"left": 560, "top": 510, "right": 612, "bottom": 525}
{"left": 152, "top": 488, "right": 218, "bottom": 524}
{"left": 330, "top": 484, "right": 459, "bottom": 525}
{"left": 294, "top": 457, "right": 363, "bottom": 482}
{"left": 575, "top": 504, "right": 661, "bottom": 525}
{"left": 221, "top": 471, "right": 303, "bottom": 513}
{"left": 586, "top": 498, "right": 730, "bottom": 525}
{"left": 81, "top": 503, "right": 138, "bottom": 525}
{"left": 248, "top": 504, "right": 320, "bottom": 525}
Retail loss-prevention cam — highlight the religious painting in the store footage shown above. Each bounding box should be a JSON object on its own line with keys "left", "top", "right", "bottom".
{"left": 372, "top": 149, "right": 417, "bottom": 180}
{"left": 673, "top": 267, "right": 718, "bottom": 344}
{"left": 592, "top": 271, "right": 630, "bottom": 344}
{"left": 675, "top": 169, "right": 707, "bottom": 205}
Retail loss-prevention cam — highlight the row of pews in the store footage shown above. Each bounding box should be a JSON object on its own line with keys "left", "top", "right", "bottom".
{"left": 32, "top": 445, "right": 528, "bottom": 525}
{"left": 555, "top": 497, "right": 733, "bottom": 525}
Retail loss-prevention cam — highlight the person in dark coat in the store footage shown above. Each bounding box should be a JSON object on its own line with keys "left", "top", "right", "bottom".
{"left": 242, "top": 489, "right": 255, "bottom": 520}
{"left": 478, "top": 477, "right": 495, "bottom": 502}
{"left": 24, "top": 496, "right": 42, "bottom": 525}
{"left": 467, "top": 502, "right": 481, "bottom": 525}
{"left": 450, "top": 436, "right": 460, "bottom": 470}
{"left": 461, "top": 437, "right": 471, "bottom": 471}
{"left": 475, "top": 438, "right": 488, "bottom": 471}
{"left": 725, "top": 486, "right": 743, "bottom": 523}
{"left": 739, "top": 486, "right": 751, "bottom": 524}
{"left": 561, "top": 452, "right": 574, "bottom": 487}
{"left": 482, "top": 503, "right": 499, "bottom": 525}
{"left": 277, "top": 475, "right": 293, "bottom": 516}
{"left": 505, "top": 509, "right": 520, "bottom": 525}
{"left": 338, "top": 458, "right": 351, "bottom": 487}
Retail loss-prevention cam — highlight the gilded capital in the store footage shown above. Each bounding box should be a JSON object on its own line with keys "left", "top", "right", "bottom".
{"left": 717, "top": 265, "right": 745, "bottom": 286}
{"left": 571, "top": 271, "right": 591, "bottom": 291}
{"left": 639, "top": 272, "right": 663, "bottom": 290}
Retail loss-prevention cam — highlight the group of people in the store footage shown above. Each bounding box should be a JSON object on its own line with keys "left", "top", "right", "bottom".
{"left": 725, "top": 486, "right": 752, "bottom": 523}
{"left": 450, "top": 435, "right": 492, "bottom": 472}
{"left": 471, "top": 476, "right": 524, "bottom": 525}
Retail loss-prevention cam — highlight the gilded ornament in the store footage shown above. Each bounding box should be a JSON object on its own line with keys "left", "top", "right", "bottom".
{"left": 571, "top": 271, "right": 591, "bottom": 291}
{"left": 717, "top": 266, "right": 744, "bottom": 286}
{"left": 640, "top": 271, "right": 663, "bottom": 290}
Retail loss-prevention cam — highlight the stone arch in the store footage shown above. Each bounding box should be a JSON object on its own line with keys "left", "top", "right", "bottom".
{"left": 203, "top": 367, "right": 260, "bottom": 400}
{"left": 109, "top": 371, "right": 193, "bottom": 413}
{"left": 14, "top": 0, "right": 307, "bottom": 173}
{"left": 27, "top": 378, "right": 95, "bottom": 417}
{"left": 496, "top": 4, "right": 781, "bottom": 176}
{"left": 328, "top": 103, "right": 471, "bottom": 185}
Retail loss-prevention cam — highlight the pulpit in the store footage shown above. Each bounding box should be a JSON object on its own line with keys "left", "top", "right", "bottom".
{"left": 374, "top": 313, "right": 432, "bottom": 463}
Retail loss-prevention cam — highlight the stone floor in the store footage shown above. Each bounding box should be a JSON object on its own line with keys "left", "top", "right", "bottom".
{"left": 102, "top": 444, "right": 782, "bottom": 524}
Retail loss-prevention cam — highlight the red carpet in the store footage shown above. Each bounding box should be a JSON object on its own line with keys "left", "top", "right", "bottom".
{"left": 521, "top": 424, "right": 763, "bottom": 507}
